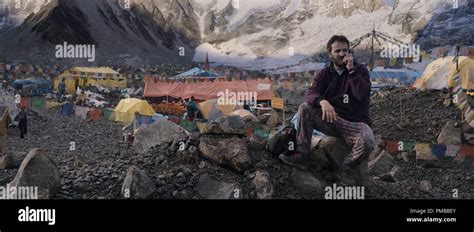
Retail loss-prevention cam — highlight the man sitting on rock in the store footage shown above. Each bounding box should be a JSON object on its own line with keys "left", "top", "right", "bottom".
{"left": 279, "top": 35, "right": 375, "bottom": 172}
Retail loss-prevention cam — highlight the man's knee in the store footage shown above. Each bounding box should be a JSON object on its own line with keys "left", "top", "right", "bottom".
{"left": 299, "top": 102, "right": 312, "bottom": 112}
{"left": 361, "top": 132, "right": 375, "bottom": 156}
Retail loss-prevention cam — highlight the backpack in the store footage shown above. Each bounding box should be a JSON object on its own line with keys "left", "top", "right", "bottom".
{"left": 267, "top": 123, "right": 297, "bottom": 158}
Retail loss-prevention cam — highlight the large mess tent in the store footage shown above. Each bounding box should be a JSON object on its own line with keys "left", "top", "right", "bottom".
{"left": 144, "top": 77, "right": 273, "bottom": 101}
{"left": 413, "top": 56, "right": 474, "bottom": 91}
{"left": 112, "top": 98, "right": 156, "bottom": 124}
{"left": 54, "top": 67, "right": 126, "bottom": 94}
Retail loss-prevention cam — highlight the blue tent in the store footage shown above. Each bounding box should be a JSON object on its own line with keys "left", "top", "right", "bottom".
{"left": 370, "top": 70, "right": 421, "bottom": 84}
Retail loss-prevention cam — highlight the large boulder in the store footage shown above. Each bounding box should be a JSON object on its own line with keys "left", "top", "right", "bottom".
{"left": 9, "top": 149, "right": 61, "bottom": 199}
{"left": 251, "top": 170, "right": 274, "bottom": 199}
{"left": 121, "top": 166, "right": 156, "bottom": 199}
{"left": 196, "top": 174, "right": 240, "bottom": 199}
{"left": 199, "top": 135, "right": 252, "bottom": 172}
{"left": 368, "top": 150, "right": 394, "bottom": 176}
{"left": 311, "top": 136, "right": 372, "bottom": 188}
{"left": 134, "top": 120, "right": 188, "bottom": 154}
{"left": 266, "top": 110, "right": 281, "bottom": 128}
{"left": 437, "top": 121, "right": 462, "bottom": 145}
{"left": 203, "top": 115, "right": 246, "bottom": 135}
{"left": 290, "top": 169, "right": 325, "bottom": 193}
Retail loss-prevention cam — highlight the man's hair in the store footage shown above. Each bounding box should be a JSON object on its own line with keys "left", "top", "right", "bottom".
{"left": 326, "top": 35, "right": 350, "bottom": 52}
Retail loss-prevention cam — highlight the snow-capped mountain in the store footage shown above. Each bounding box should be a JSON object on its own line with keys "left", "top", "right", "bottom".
{"left": 191, "top": 0, "right": 473, "bottom": 68}
{"left": 0, "top": 0, "right": 472, "bottom": 67}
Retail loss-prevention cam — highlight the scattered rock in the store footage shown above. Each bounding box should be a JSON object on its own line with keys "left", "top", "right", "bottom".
{"left": 257, "top": 113, "right": 271, "bottom": 124}
{"left": 9, "top": 149, "right": 61, "bottom": 199}
{"left": 420, "top": 180, "right": 432, "bottom": 192}
{"left": 266, "top": 110, "right": 280, "bottom": 128}
{"left": 290, "top": 169, "right": 325, "bottom": 193}
{"left": 134, "top": 120, "right": 188, "bottom": 154}
{"left": 203, "top": 116, "right": 246, "bottom": 135}
{"left": 251, "top": 170, "right": 273, "bottom": 199}
{"left": 196, "top": 174, "right": 239, "bottom": 199}
{"left": 401, "top": 152, "right": 415, "bottom": 162}
{"left": 249, "top": 135, "right": 267, "bottom": 150}
{"left": 198, "top": 161, "right": 206, "bottom": 169}
{"left": 437, "top": 121, "right": 462, "bottom": 145}
{"left": 188, "top": 145, "right": 198, "bottom": 156}
{"left": 199, "top": 135, "right": 252, "bottom": 172}
{"left": 379, "top": 173, "right": 396, "bottom": 182}
{"left": 120, "top": 166, "right": 156, "bottom": 199}
{"left": 368, "top": 150, "right": 394, "bottom": 176}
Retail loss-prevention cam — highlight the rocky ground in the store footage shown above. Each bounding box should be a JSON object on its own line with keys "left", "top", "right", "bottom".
{"left": 0, "top": 93, "right": 472, "bottom": 199}
{"left": 370, "top": 87, "right": 459, "bottom": 143}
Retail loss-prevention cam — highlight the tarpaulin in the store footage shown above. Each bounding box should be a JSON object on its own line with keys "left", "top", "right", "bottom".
{"left": 102, "top": 108, "right": 114, "bottom": 121}
{"left": 254, "top": 128, "right": 270, "bottom": 140}
{"left": 431, "top": 144, "right": 446, "bottom": 158}
{"left": 144, "top": 78, "right": 273, "bottom": 100}
{"left": 20, "top": 97, "right": 31, "bottom": 109}
{"left": 60, "top": 103, "right": 74, "bottom": 116}
{"left": 385, "top": 140, "right": 400, "bottom": 155}
{"left": 398, "top": 141, "right": 416, "bottom": 152}
{"left": 459, "top": 144, "right": 474, "bottom": 157}
{"left": 75, "top": 106, "right": 89, "bottom": 120}
{"left": 445, "top": 145, "right": 461, "bottom": 157}
{"left": 180, "top": 121, "right": 197, "bottom": 133}
{"left": 46, "top": 100, "right": 61, "bottom": 109}
{"left": 88, "top": 108, "right": 102, "bottom": 122}
{"left": 31, "top": 98, "right": 46, "bottom": 110}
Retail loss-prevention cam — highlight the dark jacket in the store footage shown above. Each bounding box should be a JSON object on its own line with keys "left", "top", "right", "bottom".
{"left": 304, "top": 61, "right": 372, "bottom": 127}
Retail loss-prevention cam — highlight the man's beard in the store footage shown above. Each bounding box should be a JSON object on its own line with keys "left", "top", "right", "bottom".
{"left": 331, "top": 56, "right": 346, "bottom": 69}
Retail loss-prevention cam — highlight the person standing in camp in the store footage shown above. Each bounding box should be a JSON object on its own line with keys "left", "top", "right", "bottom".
{"left": 122, "top": 111, "right": 146, "bottom": 136}
{"left": 186, "top": 96, "right": 198, "bottom": 121}
{"left": 279, "top": 35, "right": 375, "bottom": 173}
{"left": 58, "top": 78, "right": 66, "bottom": 102}
{"left": 77, "top": 89, "right": 87, "bottom": 106}
{"left": 14, "top": 106, "right": 28, "bottom": 139}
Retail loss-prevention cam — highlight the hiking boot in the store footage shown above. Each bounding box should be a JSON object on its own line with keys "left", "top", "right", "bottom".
{"left": 279, "top": 152, "right": 309, "bottom": 170}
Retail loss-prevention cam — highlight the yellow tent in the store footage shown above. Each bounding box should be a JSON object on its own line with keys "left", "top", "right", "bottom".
{"left": 113, "top": 98, "right": 156, "bottom": 124}
{"left": 414, "top": 56, "right": 474, "bottom": 90}
{"left": 198, "top": 99, "right": 242, "bottom": 120}
{"left": 447, "top": 56, "right": 474, "bottom": 91}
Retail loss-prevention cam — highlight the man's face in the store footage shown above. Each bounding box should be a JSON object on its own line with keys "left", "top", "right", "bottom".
{"left": 329, "top": 41, "right": 349, "bottom": 67}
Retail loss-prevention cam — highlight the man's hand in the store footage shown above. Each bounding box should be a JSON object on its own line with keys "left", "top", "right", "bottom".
{"left": 343, "top": 53, "right": 354, "bottom": 70}
{"left": 320, "top": 100, "right": 337, "bottom": 123}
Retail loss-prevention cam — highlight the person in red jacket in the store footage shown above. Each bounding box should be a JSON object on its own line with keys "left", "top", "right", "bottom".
{"left": 279, "top": 35, "right": 375, "bottom": 171}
